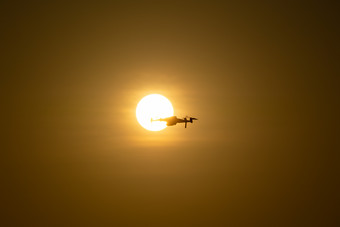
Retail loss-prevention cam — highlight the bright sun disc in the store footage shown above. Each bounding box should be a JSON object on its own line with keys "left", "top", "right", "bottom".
{"left": 136, "top": 94, "right": 174, "bottom": 131}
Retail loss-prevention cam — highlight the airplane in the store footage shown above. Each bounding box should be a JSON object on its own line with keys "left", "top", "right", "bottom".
{"left": 151, "top": 116, "right": 198, "bottom": 128}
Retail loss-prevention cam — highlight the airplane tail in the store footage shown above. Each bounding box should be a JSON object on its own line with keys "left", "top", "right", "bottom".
{"left": 190, "top": 117, "right": 198, "bottom": 123}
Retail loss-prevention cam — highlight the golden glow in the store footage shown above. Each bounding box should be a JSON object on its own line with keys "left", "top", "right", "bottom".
{"left": 136, "top": 94, "right": 174, "bottom": 131}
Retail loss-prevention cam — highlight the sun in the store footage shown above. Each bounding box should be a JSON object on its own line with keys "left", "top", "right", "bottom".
{"left": 136, "top": 94, "right": 174, "bottom": 131}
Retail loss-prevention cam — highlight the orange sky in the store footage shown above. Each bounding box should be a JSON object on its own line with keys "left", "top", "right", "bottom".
{"left": 3, "top": 1, "right": 339, "bottom": 226}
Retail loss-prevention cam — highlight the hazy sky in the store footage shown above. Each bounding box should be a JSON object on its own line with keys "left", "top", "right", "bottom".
{"left": 3, "top": 1, "right": 339, "bottom": 226}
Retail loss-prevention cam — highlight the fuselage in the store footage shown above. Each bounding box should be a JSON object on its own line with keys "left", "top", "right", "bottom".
{"left": 152, "top": 116, "right": 197, "bottom": 128}
{"left": 158, "top": 116, "right": 179, "bottom": 126}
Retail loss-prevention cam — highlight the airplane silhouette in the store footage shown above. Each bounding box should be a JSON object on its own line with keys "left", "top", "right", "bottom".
{"left": 151, "top": 116, "right": 198, "bottom": 128}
